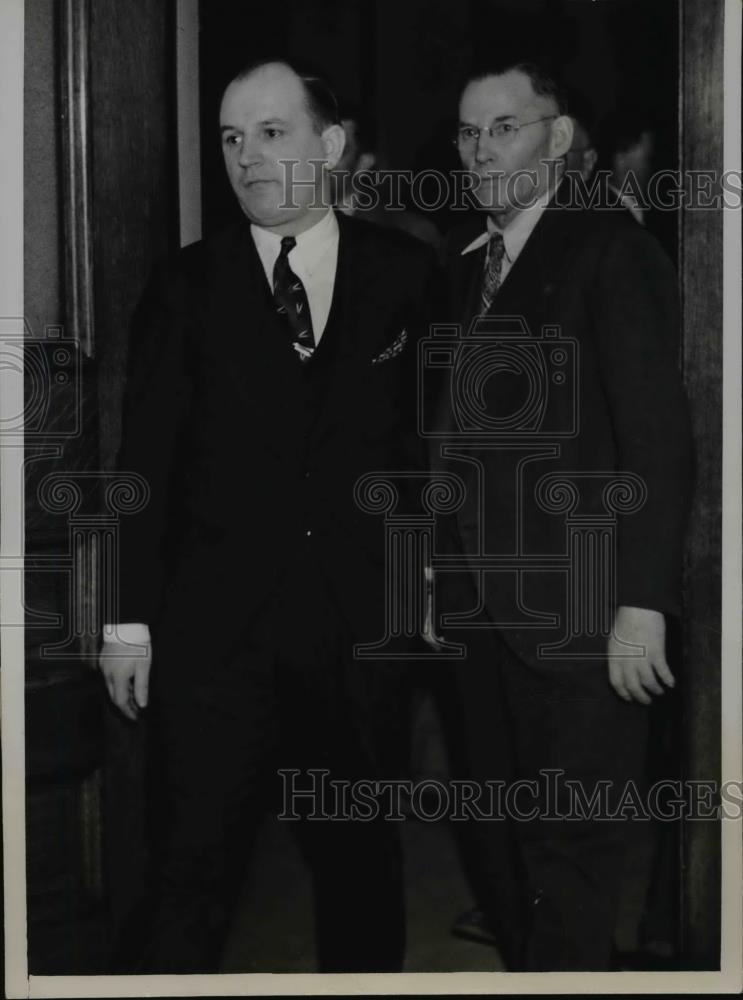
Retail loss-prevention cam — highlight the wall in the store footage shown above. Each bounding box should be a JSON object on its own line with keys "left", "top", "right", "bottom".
{"left": 24, "top": 0, "right": 61, "bottom": 339}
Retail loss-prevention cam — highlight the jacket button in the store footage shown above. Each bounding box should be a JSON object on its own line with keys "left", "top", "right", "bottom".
{"left": 305, "top": 530, "right": 312, "bottom": 537}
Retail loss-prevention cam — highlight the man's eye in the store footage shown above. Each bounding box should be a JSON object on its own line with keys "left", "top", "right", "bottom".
{"left": 461, "top": 128, "right": 478, "bottom": 141}
{"left": 264, "top": 127, "right": 284, "bottom": 139}
{"left": 223, "top": 134, "right": 241, "bottom": 147}
{"left": 496, "top": 123, "right": 517, "bottom": 136}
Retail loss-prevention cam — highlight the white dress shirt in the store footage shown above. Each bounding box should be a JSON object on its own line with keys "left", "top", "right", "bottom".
{"left": 105, "top": 209, "right": 340, "bottom": 643}
{"left": 460, "top": 183, "right": 556, "bottom": 279}
{"left": 608, "top": 182, "right": 645, "bottom": 225}
{"left": 251, "top": 207, "right": 339, "bottom": 342}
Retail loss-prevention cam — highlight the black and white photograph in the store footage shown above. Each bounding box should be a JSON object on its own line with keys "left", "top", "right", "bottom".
{"left": 1, "top": 0, "right": 741, "bottom": 995}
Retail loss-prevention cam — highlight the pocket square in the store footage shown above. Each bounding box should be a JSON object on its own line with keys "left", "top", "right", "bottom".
{"left": 371, "top": 328, "right": 408, "bottom": 365}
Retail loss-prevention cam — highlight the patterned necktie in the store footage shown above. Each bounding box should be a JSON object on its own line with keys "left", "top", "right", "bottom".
{"left": 273, "top": 236, "right": 315, "bottom": 362}
{"left": 479, "top": 231, "right": 506, "bottom": 314}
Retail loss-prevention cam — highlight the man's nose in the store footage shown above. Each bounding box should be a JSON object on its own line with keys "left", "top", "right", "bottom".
{"left": 474, "top": 133, "right": 495, "bottom": 164}
{"left": 237, "top": 137, "right": 262, "bottom": 168}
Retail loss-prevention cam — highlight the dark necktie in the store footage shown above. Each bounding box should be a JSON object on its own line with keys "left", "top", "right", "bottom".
{"left": 273, "top": 236, "right": 315, "bottom": 362}
{"left": 479, "top": 230, "right": 506, "bottom": 315}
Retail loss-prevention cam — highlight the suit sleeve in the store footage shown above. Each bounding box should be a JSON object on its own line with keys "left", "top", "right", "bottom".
{"left": 590, "top": 224, "right": 694, "bottom": 617}
{"left": 114, "top": 260, "right": 195, "bottom": 625}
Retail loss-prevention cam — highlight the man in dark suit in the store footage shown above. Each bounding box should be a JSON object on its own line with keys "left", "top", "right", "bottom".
{"left": 430, "top": 59, "right": 693, "bottom": 970}
{"left": 98, "top": 58, "right": 435, "bottom": 973}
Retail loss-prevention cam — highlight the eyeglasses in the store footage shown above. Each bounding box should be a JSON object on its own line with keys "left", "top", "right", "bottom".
{"left": 453, "top": 116, "right": 557, "bottom": 147}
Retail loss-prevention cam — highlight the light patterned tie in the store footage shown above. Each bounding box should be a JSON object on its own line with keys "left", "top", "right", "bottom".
{"left": 479, "top": 230, "right": 506, "bottom": 314}
{"left": 273, "top": 236, "right": 315, "bottom": 362}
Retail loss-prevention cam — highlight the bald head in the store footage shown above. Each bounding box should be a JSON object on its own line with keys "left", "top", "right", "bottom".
{"left": 229, "top": 59, "right": 340, "bottom": 134}
{"left": 219, "top": 62, "right": 345, "bottom": 235}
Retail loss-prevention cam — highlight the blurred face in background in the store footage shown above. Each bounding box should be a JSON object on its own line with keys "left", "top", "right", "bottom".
{"left": 331, "top": 118, "right": 376, "bottom": 205}
{"left": 565, "top": 119, "right": 598, "bottom": 181}
{"left": 457, "top": 69, "right": 573, "bottom": 224}
{"left": 612, "top": 129, "right": 655, "bottom": 192}
{"left": 334, "top": 119, "right": 375, "bottom": 175}
{"left": 220, "top": 62, "right": 345, "bottom": 235}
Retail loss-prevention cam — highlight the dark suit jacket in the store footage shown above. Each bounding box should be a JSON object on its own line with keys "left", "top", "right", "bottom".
{"left": 436, "top": 182, "right": 694, "bottom": 669}
{"left": 115, "top": 211, "right": 436, "bottom": 676}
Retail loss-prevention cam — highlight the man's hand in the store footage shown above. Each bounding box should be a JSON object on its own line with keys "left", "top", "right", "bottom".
{"left": 98, "top": 639, "right": 152, "bottom": 721}
{"left": 607, "top": 605, "right": 674, "bottom": 705}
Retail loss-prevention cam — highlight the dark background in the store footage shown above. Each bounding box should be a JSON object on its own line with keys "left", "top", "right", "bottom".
{"left": 199, "top": 0, "right": 679, "bottom": 246}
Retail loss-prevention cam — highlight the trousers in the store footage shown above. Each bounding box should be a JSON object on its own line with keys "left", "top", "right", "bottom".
{"left": 137, "top": 554, "right": 408, "bottom": 973}
{"left": 438, "top": 574, "right": 649, "bottom": 971}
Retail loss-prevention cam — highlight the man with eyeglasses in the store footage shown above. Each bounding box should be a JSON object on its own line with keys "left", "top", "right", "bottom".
{"left": 430, "top": 58, "right": 693, "bottom": 970}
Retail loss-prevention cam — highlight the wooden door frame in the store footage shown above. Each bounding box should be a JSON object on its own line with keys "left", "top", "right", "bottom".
{"left": 678, "top": 0, "right": 727, "bottom": 970}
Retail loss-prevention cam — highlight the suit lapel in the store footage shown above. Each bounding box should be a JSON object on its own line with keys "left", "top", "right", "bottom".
{"left": 490, "top": 195, "right": 578, "bottom": 323}
{"left": 332, "top": 211, "right": 395, "bottom": 358}
{"left": 447, "top": 216, "right": 485, "bottom": 331}
{"left": 432, "top": 219, "right": 486, "bottom": 466}
{"left": 308, "top": 213, "right": 401, "bottom": 437}
{"left": 207, "top": 212, "right": 425, "bottom": 442}
{"left": 206, "top": 219, "right": 305, "bottom": 425}
{"left": 434, "top": 199, "right": 579, "bottom": 471}
{"left": 207, "top": 213, "right": 377, "bottom": 438}
{"left": 448, "top": 195, "right": 581, "bottom": 329}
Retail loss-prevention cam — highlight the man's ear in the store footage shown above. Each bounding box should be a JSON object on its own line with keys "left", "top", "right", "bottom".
{"left": 321, "top": 124, "right": 346, "bottom": 169}
{"left": 550, "top": 114, "right": 574, "bottom": 159}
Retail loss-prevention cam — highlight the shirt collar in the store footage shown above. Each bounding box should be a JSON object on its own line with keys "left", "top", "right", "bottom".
{"left": 460, "top": 182, "right": 557, "bottom": 262}
{"left": 608, "top": 182, "right": 645, "bottom": 224}
{"left": 250, "top": 208, "right": 338, "bottom": 276}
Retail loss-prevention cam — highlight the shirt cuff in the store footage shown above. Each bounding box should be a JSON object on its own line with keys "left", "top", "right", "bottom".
{"left": 103, "top": 623, "right": 151, "bottom": 644}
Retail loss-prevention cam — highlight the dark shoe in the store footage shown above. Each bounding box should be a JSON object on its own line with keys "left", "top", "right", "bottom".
{"left": 451, "top": 907, "right": 498, "bottom": 948}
